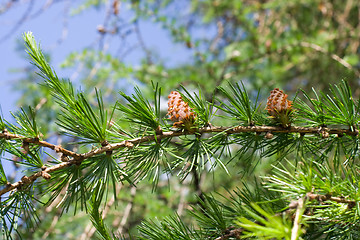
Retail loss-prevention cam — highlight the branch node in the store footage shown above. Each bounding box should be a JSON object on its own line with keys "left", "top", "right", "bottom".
{"left": 41, "top": 171, "right": 51, "bottom": 180}
{"left": 354, "top": 129, "right": 359, "bottom": 136}
{"left": 101, "top": 140, "right": 109, "bottom": 147}
{"left": 125, "top": 141, "right": 134, "bottom": 149}
{"left": 155, "top": 126, "right": 163, "bottom": 135}
{"left": 288, "top": 200, "right": 299, "bottom": 209}
{"left": 61, "top": 154, "right": 69, "bottom": 162}
{"left": 22, "top": 141, "right": 30, "bottom": 154}
{"left": 347, "top": 201, "right": 356, "bottom": 209}
{"left": 54, "top": 145, "right": 62, "bottom": 153}
{"left": 265, "top": 132, "right": 273, "bottom": 139}
{"left": 3, "top": 129, "right": 11, "bottom": 139}
{"left": 21, "top": 176, "right": 31, "bottom": 185}
{"left": 322, "top": 131, "right": 329, "bottom": 138}
{"left": 318, "top": 127, "right": 329, "bottom": 138}
{"left": 73, "top": 155, "right": 84, "bottom": 165}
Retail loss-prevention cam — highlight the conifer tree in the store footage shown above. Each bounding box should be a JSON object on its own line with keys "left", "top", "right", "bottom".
{"left": 1, "top": 32, "right": 360, "bottom": 239}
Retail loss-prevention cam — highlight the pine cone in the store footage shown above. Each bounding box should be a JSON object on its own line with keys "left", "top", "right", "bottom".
{"left": 266, "top": 88, "right": 293, "bottom": 127}
{"left": 167, "top": 91, "right": 195, "bottom": 129}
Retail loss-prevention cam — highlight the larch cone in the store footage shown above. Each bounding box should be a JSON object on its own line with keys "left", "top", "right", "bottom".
{"left": 266, "top": 88, "right": 293, "bottom": 127}
{"left": 167, "top": 91, "right": 195, "bottom": 130}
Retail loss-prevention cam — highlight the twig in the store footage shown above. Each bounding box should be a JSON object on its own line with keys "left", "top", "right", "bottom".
{"left": 214, "top": 193, "right": 356, "bottom": 240}
{"left": 291, "top": 197, "right": 305, "bottom": 240}
{"left": 209, "top": 20, "right": 224, "bottom": 52}
{"left": 306, "top": 193, "right": 356, "bottom": 206}
{"left": 41, "top": 215, "right": 59, "bottom": 239}
{"left": 0, "top": 125, "right": 358, "bottom": 197}
{"left": 299, "top": 41, "right": 360, "bottom": 78}
{"left": 134, "top": 20, "right": 152, "bottom": 64}
{"left": 0, "top": 0, "right": 34, "bottom": 43}
{"left": 41, "top": 187, "right": 67, "bottom": 239}
{"left": 214, "top": 227, "right": 243, "bottom": 240}
{"left": 118, "top": 186, "right": 137, "bottom": 234}
{"left": 80, "top": 183, "right": 123, "bottom": 240}
{"left": 176, "top": 185, "right": 187, "bottom": 216}
{"left": 0, "top": 130, "right": 80, "bottom": 158}
{"left": 192, "top": 167, "right": 205, "bottom": 208}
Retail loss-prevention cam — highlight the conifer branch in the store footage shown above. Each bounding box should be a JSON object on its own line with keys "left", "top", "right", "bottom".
{"left": 0, "top": 161, "right": 71, "bottom": 196}
{"left": 214, "top": 192, "right": 357, "bottom": 240}
{"left": 306, "top": 193, "right": 356, "bottom": 206}
{"left": 0, "top": 129, "right": 80, "bottom": 158}
{"left": 291, "top": 197, "right": 305, "bottom": 240}
{"left": 0, "top": 124, "right": 358, "bottom": 197}
{"left": 214, "top": 227, "right": 243, "bottom": 240}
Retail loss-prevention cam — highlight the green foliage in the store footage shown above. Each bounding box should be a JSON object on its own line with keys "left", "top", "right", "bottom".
{"left": 44, "top": 164, "right": 90, "bottom": 214}
{"left": 124, "top": 139, "right": 173, "bottom": 186}
{"left": 216, "top": 82, "right": 261, "bottom": 126}
{"left": 189, "top": 195, "right": 228, "bottom": 235}
{"left": 324, "top": 81, "right": 360, "bottom": 128}
{"left": 295, "top": 80, "right": 360, "bottom": 129}
{"left": 180, "top": 87, "right": 214, "bottom": 127}
{"left": 3, "top": 0, "right": 360, "bottom": 238}
{"left": 1, "top": 190, "right": 40, "bottom": 239}
{"left": 235, "top": 203, "right": 293, "bottom": 240}
{"left": 24, "top": 32, "right": 115, "bottom": 145}
{"left": 117, "top": 83, "right": 162, "bottom": 133}
{"left": 56, "top": 89, "right": 113, "bottom": 144}
{"left": 294, "top": 88, "right": 329, "bottom": 126}
{"left": 10, "top": 107, "right": 41, "bottom": 138}
{"left": 0, "top": 160, "right": 7, "bottom": 185}
{"left": 138, "top": 213, "right": 204, "bottom": 240}
{"left": 89, "top": 190, "right": 113, "bottom": 240}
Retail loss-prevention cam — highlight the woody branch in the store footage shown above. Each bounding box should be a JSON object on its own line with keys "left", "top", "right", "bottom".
{"left": 0, "top": 124, "right": 358, "bottom": 197}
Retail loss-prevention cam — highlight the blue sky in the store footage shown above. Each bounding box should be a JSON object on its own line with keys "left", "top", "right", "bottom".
{"left": 0, "top": 1, "right": 196, "bottom": 175}
{"left": 0, "top": 1, "right": 192, "bottom": 120}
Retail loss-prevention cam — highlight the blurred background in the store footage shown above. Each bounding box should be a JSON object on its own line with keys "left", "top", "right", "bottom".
{"left": 1, "top": 0, "right": 359, "bottom": 239}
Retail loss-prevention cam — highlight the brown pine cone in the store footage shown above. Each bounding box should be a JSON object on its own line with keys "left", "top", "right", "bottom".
{"left": 167, "top": 91, "right": 195, "bottom": 129}
{"left": 266, "top": 88, "right": 293, "bottom": 127}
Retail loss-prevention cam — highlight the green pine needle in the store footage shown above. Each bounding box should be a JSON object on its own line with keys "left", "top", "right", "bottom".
{"left": 216, "top": 81, "right": 261, "bottom": 126}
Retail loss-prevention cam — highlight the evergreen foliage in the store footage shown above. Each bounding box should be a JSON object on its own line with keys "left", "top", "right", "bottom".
{"left": 2, "top": 0, "right": 360, "bottom": 239}
{"left": 1, "top": 32, "right": 360, "bottom": 239}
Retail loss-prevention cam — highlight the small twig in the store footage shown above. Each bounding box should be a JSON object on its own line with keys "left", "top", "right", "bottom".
{"left": 176, "top": 185, "right": 187, "bottom": 216}
{"left": 291, "top": 197, "right": 305, "bottom": 240}
{"left": 0, "top": 130, "right": 80, "bottom": 158}
{"left": 134, "top": 21, "right": 152, "bottom": 64}
{"left": 306, "top": 192, "right": 356, "bottom": 206}
{"left": 41, "top": 187, "right": 67, "bottom": 239}
{"left": 209, "top": 20, "right": 224, "bottom": 52}
{"left": 41, "top": 215, "right": 59, "bottom": 239}
{"left": 214, "top": 227, "right": 243, "bottom": 240}
{"left": 299, "top": 41, "right": 360, "bottom": 78}
{"left": 80, "top": 183, "right": 123, "bottom": 240}
{"left": 0, "top": 0, "right": 34, "bottom": 43}
{"left": 118, "top": 186, "right": 137, "bottom": 234}
{"left": 214, "top": 193, "right": 356, "bottom": 240}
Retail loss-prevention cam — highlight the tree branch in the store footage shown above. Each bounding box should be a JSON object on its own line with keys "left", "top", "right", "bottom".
{"left": 215, "top": 193, "right": 357, "bottom": 240}
{"left": 291, "top": 197, "right": 305, "bottom": 240}
{"left": 306, "top": 192, "right": 356, "bottom": 206}
{"left": 0, "top": 125, "right": 358, "bottom": 197}
{"left": 299, "top": 41, "right": 360, "bottom": 78}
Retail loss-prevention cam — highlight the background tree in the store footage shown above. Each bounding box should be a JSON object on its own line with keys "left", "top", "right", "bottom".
{"left": 1, "top": 0, "right": 360, "bottom": 239}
